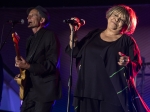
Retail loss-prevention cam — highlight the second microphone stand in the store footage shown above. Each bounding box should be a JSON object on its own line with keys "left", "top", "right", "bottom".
{"left": 67, "top": 27, "right": 76, "bottom": 112}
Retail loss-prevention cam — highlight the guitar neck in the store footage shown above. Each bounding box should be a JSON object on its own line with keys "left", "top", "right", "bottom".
{"left": 14, "top": 43, "right": 21, "bottom": 60}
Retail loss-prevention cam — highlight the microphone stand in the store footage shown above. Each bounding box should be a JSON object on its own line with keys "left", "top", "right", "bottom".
{"left": 0, "top": 23, "right": 16, "bottom": 107}
{"left": 67, "top": 27, "right": 75, "bottom": 112}
{"left": 0, "top": 23, "right": 15, "bottom": 51}
{"left": 0, "top": 23, "right": 23, "bottom": 110}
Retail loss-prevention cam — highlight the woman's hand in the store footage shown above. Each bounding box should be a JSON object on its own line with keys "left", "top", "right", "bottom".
{"left": 118, "top": 52, "right": 130, "bottom": 66}
{"left": 69, "top": 17, "right": 81, "bottom": 32}
{"left": 69, "top": 17, "right": 80, "bottom": 41}
{"left": 69, "top": 17, "right": 80, "bottom": 48}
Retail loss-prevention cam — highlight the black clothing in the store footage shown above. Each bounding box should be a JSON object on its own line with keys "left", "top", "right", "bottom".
{"left": 82, "top": 33, "right": 120, "bottom": 105}
{"left": 21, "top": 90, "right": 54, "bottom": 112}
{"left": 65, "top": 29, "right": 149, "bottom": 112}
{"left": 21, "top": 28, "right": 61, "bottom": 112}
{"left": 74, "top": 97, "right": 124, "bottom": 112}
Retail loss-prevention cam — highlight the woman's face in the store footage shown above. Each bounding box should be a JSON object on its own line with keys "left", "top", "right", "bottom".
{"left": 107, "top": 11, "right": 126, "bottom": 33}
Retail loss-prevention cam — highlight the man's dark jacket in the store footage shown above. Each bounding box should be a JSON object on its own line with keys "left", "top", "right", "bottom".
{"left": 25, "top": 28, "right": 61, "bottom": 102}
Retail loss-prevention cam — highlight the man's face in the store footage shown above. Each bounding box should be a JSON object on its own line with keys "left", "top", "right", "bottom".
{"left": 27, "top": 9, "right": 42, "bottom": 28}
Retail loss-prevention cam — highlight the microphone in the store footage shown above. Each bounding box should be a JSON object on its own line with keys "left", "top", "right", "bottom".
{"left": 7, "top": 19, "right": 24, "bottom": 25}
{"left": 63, "top": 18, "right": 85, "bottom": 26}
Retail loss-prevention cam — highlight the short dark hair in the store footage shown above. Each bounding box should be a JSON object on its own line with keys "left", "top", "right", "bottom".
{"left": 27, "top": 6, "right": 50, "bottom": 27}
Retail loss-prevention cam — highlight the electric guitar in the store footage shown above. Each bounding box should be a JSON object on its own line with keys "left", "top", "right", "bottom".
{"left": 12, "top": 32, "right": 26, "bottom": 100}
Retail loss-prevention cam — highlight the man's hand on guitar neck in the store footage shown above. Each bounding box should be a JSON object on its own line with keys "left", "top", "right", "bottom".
{"left": 15, "top": 56, "right": 30, "bottom": 69}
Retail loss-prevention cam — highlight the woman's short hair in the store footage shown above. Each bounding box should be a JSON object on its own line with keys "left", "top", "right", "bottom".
{"left": 106, "top": 5, "right": 137, "bottom": 35}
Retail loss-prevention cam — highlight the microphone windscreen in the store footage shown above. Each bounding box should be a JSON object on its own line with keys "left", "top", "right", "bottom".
{"left": 20, "top": 19, "right": 25, "bottom": 24}
{"left": 80, "top": 19, "right": 85, "bottom": 26}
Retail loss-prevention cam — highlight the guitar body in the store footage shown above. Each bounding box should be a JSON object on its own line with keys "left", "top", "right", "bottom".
{"left": 12, "top": 32, "right": 27, "bottom": 100}
{"left": 15, "top": 69, "right": 26, "bottom": 100}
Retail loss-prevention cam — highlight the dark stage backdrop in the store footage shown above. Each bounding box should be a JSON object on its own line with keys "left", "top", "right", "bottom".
{"left": 0, "top": 4, "right": 150, "bottom": 112}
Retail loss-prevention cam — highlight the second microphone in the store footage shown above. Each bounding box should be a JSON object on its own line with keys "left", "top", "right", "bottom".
{"left": 63, "top": 17, "right": 85, "bottom": 26}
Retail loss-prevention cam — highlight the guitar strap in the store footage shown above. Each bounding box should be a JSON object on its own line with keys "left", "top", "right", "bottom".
{"left": 26, "top": 29, "right": 46, "bottom": 63}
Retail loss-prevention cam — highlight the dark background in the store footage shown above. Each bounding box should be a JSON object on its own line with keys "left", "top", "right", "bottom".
{"left": 0, "top": 0, "right": 150, "bottom": 8}
{"left": 1, "top": 1, "right": 150, "bottom": 112}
